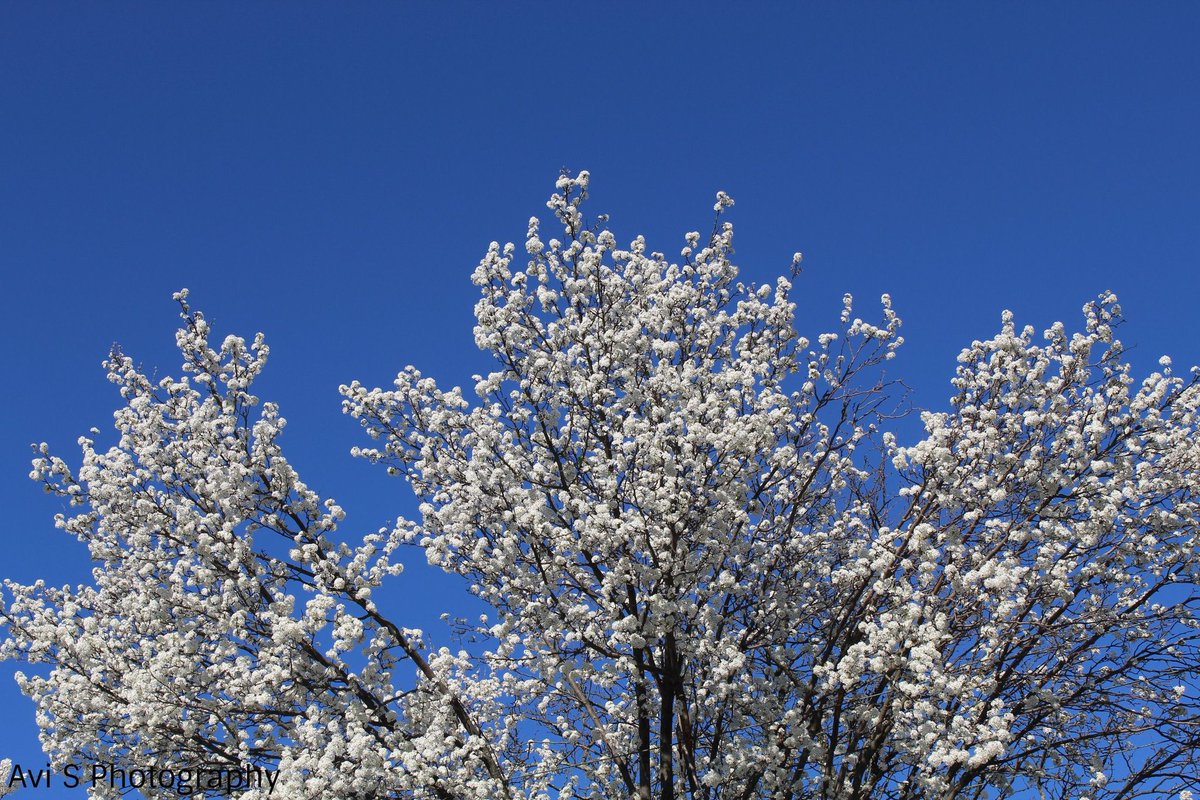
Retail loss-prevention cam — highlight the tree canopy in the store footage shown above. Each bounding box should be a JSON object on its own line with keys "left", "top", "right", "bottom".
{"left": 3, "top": 172, "right": 1198, "bottom": 800}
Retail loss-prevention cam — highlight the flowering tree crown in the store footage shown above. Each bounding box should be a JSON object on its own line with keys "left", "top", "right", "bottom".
{"left": 3, "top": 172, "right": 1198, "bottom": 800}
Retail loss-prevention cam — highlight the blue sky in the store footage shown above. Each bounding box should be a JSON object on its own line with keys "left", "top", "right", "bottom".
{"left": 2, "top": 3, "right": 1198, "bottom": 795}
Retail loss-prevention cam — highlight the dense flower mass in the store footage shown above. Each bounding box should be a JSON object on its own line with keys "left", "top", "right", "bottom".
{"left": 3, "top": 172, "right": 1198, "bottom": 799}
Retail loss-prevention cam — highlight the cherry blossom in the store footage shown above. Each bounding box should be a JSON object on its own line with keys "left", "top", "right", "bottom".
{"left": 4, "top": 172, "right": 1198, "bottom": 799}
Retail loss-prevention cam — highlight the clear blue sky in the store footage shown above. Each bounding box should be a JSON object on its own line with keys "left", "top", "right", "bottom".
{"left": 2, "top": 3, "right": 1198, "bottom": 795}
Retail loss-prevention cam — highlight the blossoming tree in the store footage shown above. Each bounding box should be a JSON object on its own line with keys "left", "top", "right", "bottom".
{"left": 3, "top": 172, "right": 1198, "bottom": 799}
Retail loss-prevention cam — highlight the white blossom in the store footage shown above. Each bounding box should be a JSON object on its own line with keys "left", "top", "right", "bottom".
{"left": 3, "top": 172, "right": 1198, "bottom": 800}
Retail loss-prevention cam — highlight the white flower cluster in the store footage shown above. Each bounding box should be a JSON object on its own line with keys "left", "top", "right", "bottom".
{"left": 4, "top": 174, "right": 1198, "bottom": 799}
{"left": 2, "top": 299, "right": 512, "bottom": 798}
